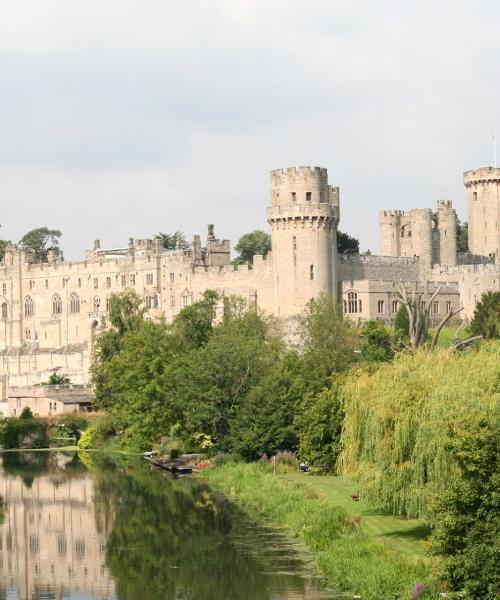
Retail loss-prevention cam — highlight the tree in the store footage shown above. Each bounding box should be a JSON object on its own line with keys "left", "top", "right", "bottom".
{"left": 470, "top": 291, "right": 500, "bottom": 339}
{"left": 19, "top": 227, "right": 62, "bottom": 261}
{"left": 173, "top": 290, "right": 218, "bottom": 349}
{"left": 178, "top": 309, "right": 280, "bottom": 450}
{"left": 296, "top": 381, "right": 344, "bottom": 472}
{"left": 337, "top": 231, "right": 359, "bottom": 255}
{"left": 234, "top": 230, "right": 271, "bottom": 265}
{"left": 156, "top": 231, "right": 189, "bottom": 250}
{"left": 429, "top": 416, "right": 500, "bottom": 599}
{"left": 299, "top": 294, "right": 358, "bottom": 390}
{"left": 360, "top": 320, "right": 394, "bottom": 362}
{"left": 0, "top": 239, "right": 9, "bottom": 262}
{"left": 456, "top": 221, "right": 469, "bottom": 253}
{"left": 394, "top": 282, "right": 463, "bottom": 350}
{"left": 46, "top": 373, "right": 70, "bottom": 385}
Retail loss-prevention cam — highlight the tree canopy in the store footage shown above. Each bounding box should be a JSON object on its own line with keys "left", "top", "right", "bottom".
{"left": 19, "top": 227, "right": 62, "bottom": 261}
{"left": 470, "top": 290, "right": 500, "bottom": 339}
{"left": 337, "top": 230, "right": 359, "bottom": 255}
{"left": 234, "top": 230, "right": 271, "bottom": 265}
{"left": 456, "top": 221, "right": 469, "bottom": 253}
{"left": 156, "top": 231, "right": 189, "bottom": 250}
{"left": 0, "top": 239, "right": 9, "bottom": 262}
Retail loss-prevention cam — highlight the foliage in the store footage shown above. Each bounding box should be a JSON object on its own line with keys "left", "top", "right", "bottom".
{"left": 204, "top": 462, "right": 438, "bottom": 600}
{"left": 46, "top": 373, "right": 70, "bottom": 385}
{"left": 226, "top": 351, "right": 304, "bottom": 460}
{"left": 428, "top": 415, "right": 500, "bottom": 599}
{"left": 177, "top": 309, "right": 281, "bottom": 450}
{"left": 108, "top": 289, "right": 146, "bottom": 337}
{"left": 19, "top": 227, "right": 62, "bottom": 261}
{"left": 337, "top": 230, "right": 359, "bottom": 255}
{"left": 0, "top": 239, "right": 9, "bottom": 262}
{"left": 156, "top": 230, "right": 189, "bottom": 250}
{"left": 360, "top": 320, "right": 395, "bottom": 362}
{"left": 340, "top": 343, "right": 500, "bottom": 518}
{"left": 233, "top": 230, "right": 271, "bottom": 265}
{"left": 0, "top": 413, "right": 48, "bottom": 449}
{"left": 299, "top": 294, "right": 358, "bottom": 390}
{"left": 296, "top": 381, "right": 344, "bottom": 471}
{"left": 78, "top": 414, "right": 117, "bottom": 450}
{"left": 456, "top": 221, "right": 469, "bottom": 253}
{"left": 470, "top": 290, "right": 500, "bottom": 339}
{"left": 173, "top": 289, "right": 218, "bottom": 349}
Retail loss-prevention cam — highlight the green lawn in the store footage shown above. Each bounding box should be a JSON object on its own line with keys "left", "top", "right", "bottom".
{"left": 280, "top": 473, "right": 430, "bottom": 560}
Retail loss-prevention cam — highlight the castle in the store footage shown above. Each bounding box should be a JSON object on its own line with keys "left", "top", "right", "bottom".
{"left": 1, "top": 165, "right": 499, "bottom": 406}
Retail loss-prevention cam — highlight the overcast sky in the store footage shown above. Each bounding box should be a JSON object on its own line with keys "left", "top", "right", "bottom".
{"left": 1, "top": 0, "right": 499, "bottom": 258}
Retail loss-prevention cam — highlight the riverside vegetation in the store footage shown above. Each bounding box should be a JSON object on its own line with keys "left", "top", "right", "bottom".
{"left": 5, "top": 288, "right": 495, "bottom": 599}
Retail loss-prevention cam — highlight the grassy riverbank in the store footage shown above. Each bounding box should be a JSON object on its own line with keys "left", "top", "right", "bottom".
{"left": 203, "top": 462, "right": 439, "bottom": 600}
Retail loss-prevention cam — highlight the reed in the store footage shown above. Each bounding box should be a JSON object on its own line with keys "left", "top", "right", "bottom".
{"left": 204, "top": 462, "right": 438, "bottom": 600}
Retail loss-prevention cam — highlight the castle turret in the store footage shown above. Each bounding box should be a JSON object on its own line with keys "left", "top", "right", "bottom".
{"left": 380, "top": 210, "right": 404, "bottom": 256}
{"left": 437, "top": 199, "right": 457, "bottom": 265}
{"left": 267, "top": 166, "right": 340, "bottom": 317}
{"left": 409, "top": 208, "right": 433, "bottom": 275}
{"left": 464, "top": 167, "right": 500, "bottom": 260}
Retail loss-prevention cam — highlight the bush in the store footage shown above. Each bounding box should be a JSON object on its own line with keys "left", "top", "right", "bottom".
{"left": 0, "top": 414, "right": 48, "bottom": 449}
{"left": 78, "top": 414, "right": 117, "bottom": 450}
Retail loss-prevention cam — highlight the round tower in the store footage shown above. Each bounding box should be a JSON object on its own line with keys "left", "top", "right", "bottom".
{"left": 409, "top": 208, "right": 433, "bottom": 275}
{"left": 464, "top": 167, "right": 500, "bottom": 260}
{"left": 437, "top": 199, "right": 457, "bottom": 265}
{"left": 267, "top": 166, "right": 340, "bottom": 317}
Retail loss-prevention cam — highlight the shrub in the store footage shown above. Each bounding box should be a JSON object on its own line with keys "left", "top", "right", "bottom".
{"left": 470, "top": 290, "right": 500, "bottom": 339}
{"left": 78, "top": 414, "right": 117, "bottom": 450}
{"left": 0, "top": 414, "right": 48, "bottom": 449}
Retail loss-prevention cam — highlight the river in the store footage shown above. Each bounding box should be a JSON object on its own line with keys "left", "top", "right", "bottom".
{"left": 0, "top": 451, "right": 346, "bottom": 600}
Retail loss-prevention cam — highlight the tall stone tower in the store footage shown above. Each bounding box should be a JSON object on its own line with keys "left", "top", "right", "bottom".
{"left": 437, "top": 199, "right": 457, "bottom": 265}
{"left": 464, "top": 167, "right": 500, "bottom": 260}
{"left": 267, "top": 166, "right": 340, "bottom": 317}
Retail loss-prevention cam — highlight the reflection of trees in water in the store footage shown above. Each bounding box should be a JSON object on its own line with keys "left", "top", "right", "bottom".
{"left": 93, "top": 466, "right": 319, "bottom": 600}
{"left": 0, "top": 451, "right": 85, "bottom": 487}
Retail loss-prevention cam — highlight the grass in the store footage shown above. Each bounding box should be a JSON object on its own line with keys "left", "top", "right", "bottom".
{"left": 280, "top": 473, "right": 430, "bottom": 559}
{"left": 427, "top": 324, "right": 470, "bottom": 348}
{"left": 203, "top": 462, "right": 439, "bottom": 600}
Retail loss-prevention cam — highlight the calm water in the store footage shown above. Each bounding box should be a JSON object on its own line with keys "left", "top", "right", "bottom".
{"left": 0, "top": 451, "right": 346, "bottom": 600}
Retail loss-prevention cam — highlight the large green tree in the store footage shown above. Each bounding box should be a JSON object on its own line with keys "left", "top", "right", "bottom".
{"left": 470, "top": 290, "right": 500, "bottom": 339}
{"left": 234, "top": 230, "right": 271, "bottom": 265}
{"left": 19, "top": 227, "right": 62, "bottom": 261}
{"left": 299, "top": 294, "right": 358, "bottom": 391}
{"left": 429, "top": 416, "right": 500, "bottom": 599}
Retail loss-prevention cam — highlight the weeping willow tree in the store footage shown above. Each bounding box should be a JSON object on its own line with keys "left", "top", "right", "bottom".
{"left": 339, "top": 342, "right": 500, "bottom": 519}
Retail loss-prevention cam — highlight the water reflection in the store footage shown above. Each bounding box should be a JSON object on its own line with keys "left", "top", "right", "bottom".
{"left": 0, "top": 452, "right": 344, "bottom": 600}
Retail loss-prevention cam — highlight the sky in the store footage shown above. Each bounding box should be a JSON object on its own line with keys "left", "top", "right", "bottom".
{"left": 1, "top": 0, "right": 499, "bottom": 258}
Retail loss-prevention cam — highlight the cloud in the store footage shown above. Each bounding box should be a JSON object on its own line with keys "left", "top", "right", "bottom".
{"left": 0, "top": 0, "right": 499, "bottom": 257}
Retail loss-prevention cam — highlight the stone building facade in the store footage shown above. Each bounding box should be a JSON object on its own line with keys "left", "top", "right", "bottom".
{"left": 0, "top": 165, "right": 498, "bottom": 396}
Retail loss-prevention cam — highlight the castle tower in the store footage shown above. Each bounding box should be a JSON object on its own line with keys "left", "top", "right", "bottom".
{"left": 437, "top": 199, "right": 457, "bottom": 265}
{"left": 464, "top": 167, "right": 500, "bottom": 260}
{"left": 267, "top": 166, "right": 340, "bottom": 317}
{"left": 409, "top": 208, "right": 433, "bottom": 275}
{"left": 380, "top": 210, "right": 403, "bottom": 256}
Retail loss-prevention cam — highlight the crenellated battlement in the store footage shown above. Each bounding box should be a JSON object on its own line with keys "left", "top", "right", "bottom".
{"left": 464, "top": 166, "right": 500, "bottom": 185}
{"left": 437, "top": 199, "right": 453, "bottom": 209}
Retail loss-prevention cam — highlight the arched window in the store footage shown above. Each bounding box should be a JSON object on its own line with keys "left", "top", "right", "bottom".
{"left": 70, "top": 293, "right": 80, "bottom": 314}
{"left": 181, "top": 291, "right": 189, "bottom": 308}
{"left": 52, "top": 294, "right": 62, "bottom": 315}
{"left": 347, "top": 291, "right": 358, "bottom": 314}
{"left": 24, "top": 296, "right": 34, "bottom": 317}
{"left": 1, "top": 302, "right": 7, "bottom": 319}
{"left": 94, "top": 297, "right": 100, "bottom": 313}
{"left": 106, "top": 297, "right": 112, "bottom": 312}
{"left": 25, "top": 328, "right": 31, "bottom": 340}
